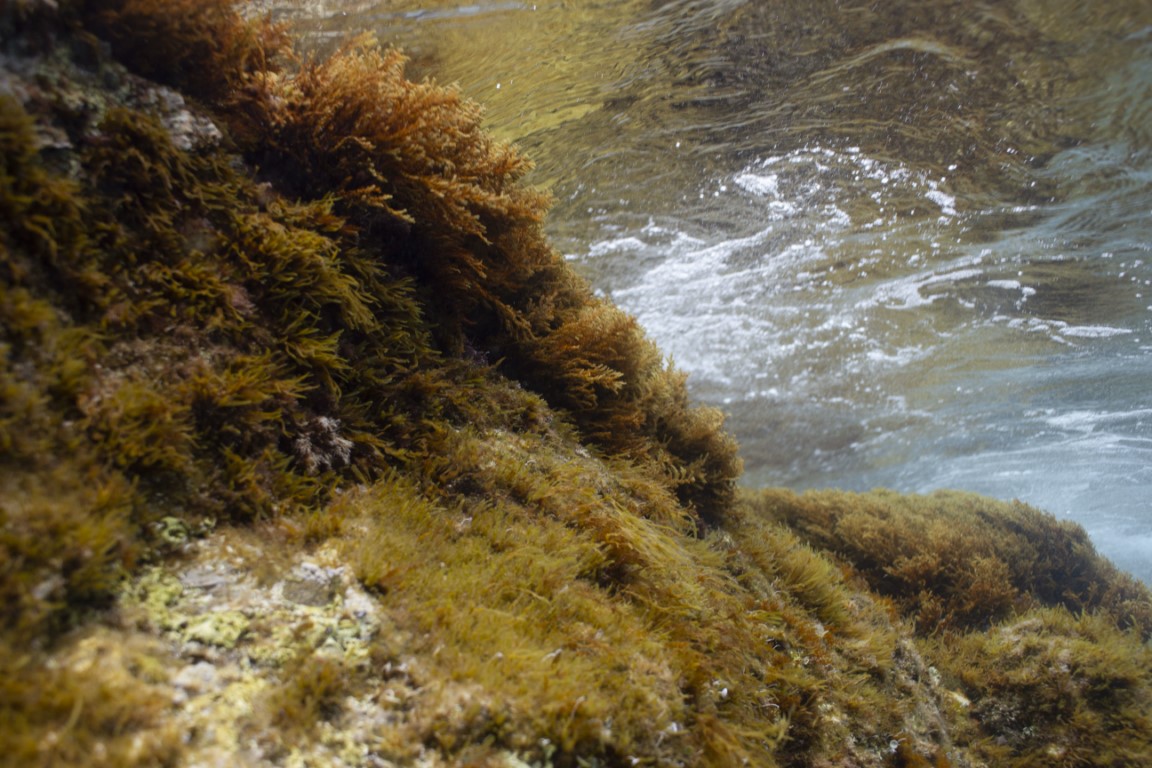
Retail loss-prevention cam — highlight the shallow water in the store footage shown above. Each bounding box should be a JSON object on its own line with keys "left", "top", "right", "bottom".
{"left": 267, "top": 0, "right": 1152, "bottom": 581}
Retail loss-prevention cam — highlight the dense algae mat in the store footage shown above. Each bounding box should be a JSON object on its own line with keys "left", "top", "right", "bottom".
{"left": 2, "top": 2, "right": 1151, "bottom": 766}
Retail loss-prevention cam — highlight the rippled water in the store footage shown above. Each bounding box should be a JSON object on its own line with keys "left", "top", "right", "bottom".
{"left": 267, "top": 0, "right": 1152, "bottom": 581}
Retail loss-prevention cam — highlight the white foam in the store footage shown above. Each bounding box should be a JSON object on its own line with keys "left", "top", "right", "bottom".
{"left": 1045, "top": 408, "right": 1152, "bottom": 433}
{"left": 864, "top": 267, "right": 985, "bottom": 310}
{"left": 1046, "top": 410, "right": 1110, "bottom": 431}
{"left": 586, "top": 236, "right": 648, "bottom": 258}
{"left": 866, "top": 278, "right": 938, "bottom": 310}
{"left": 925, "top": 188, "right": 957, "bottom": 217}
{"left": 1058, "top": 325, "right": 1133, "bottom": 338}
{"left": 592, "top": 223, "right": 834, "bottom": 387}
{"left": 865, "top": 346, "right": 925, "bottom": 367}
{"left": 925, "top": 267, "right": 984, "bottom": 284}
{"left": 733, "top": 172, "right": 780, "bottom": 198}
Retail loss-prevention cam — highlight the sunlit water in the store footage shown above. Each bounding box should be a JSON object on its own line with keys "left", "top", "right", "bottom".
{"left": 267, "top": 0, "right": 1152, "bottom": 582}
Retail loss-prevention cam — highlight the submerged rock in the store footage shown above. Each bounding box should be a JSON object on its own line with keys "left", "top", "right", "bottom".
{"left": 0, "top": 3, "right": 1149, "bottom": 767}
{"left": 281, "top": 562, "right": 345, "bottom": 606}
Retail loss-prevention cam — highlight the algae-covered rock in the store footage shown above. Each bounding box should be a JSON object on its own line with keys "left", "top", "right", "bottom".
{"left": 281, "top": 562, "right": 344, "bottom": 607}
{"left": 1, "top": 2, "right": 1150, "bottom": 767}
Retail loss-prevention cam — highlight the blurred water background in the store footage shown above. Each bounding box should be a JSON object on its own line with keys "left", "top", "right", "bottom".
{"left": 261, "top": 0, "right": 1152, "bottom": 581}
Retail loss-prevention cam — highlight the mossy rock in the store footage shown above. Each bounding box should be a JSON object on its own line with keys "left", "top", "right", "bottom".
{"left": 1, "top": 2, "right": 1149, "bottom": 767}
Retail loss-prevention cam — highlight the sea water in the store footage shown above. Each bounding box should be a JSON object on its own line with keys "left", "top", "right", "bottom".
{"left": 270, "top": 0, "right": 1152, "bottom": 581}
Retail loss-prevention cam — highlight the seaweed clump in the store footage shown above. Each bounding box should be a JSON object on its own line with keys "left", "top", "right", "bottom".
{"left": 82, "top": 0, "right": 291, "bottom": 106}
{"left": 934, "top": 607, "right": 1152, "bottom": 767}
{"left": 745, "top": 488, "right": 1152, "bottom": 635}
{"left": 72, "top": 0, "right": 743, "bottom": 522}
{"left": 220, "top": 30, "right": 743, "bottom": 523}
{"left": 744, "top": 487, "right": 1152, "bottom": 767}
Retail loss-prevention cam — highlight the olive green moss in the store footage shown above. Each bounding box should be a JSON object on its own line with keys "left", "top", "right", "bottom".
{"left": 2, "top": 1, "right": 1151, "bottom": 767}
{"left": 931, "top": 607, "right": 1152, "bottom": 767}
{"left": 0, "top": 629, "right": 184, "bottom": 766}
{"left": 101, "top": 9, "right": 743, "bottom": 521}
{"left": 745, "top": 488, "right": 1152, "bottom": 637}
{"left": 743, "top": 487, "right": 1152, "bottom": 767}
